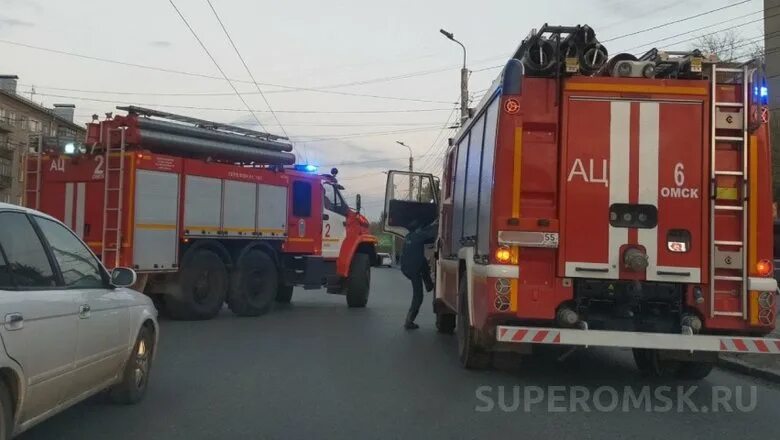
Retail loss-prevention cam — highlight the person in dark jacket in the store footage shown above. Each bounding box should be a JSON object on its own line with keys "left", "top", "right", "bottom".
{"left": 401, "top": 220, "right": 437, "bottom": 330}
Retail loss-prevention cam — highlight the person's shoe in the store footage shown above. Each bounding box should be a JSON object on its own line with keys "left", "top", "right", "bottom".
{"left": 404, "top": 321, "right": 420, "bottom": 330}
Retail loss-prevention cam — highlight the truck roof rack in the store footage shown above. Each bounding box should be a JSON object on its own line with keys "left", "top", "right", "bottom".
{"left": 116, "top": 105, "right": 288, "bottom": 142}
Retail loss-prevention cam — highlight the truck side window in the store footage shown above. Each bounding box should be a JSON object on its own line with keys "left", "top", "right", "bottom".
{"left": 293, "top": 181, "right": 312, "bottom": 217}
{"left": 323, "top": 184, "right": 348, "bottom": 216}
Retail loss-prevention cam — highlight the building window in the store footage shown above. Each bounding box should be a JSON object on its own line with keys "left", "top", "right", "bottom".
{"left": 28, "top": 119, "right": 41, "bottom": 133}
{"left": 0, "top": 157, "right": 12, "bottom": 178}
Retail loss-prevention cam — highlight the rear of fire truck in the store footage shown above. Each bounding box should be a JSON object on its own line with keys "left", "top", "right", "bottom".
{"left": 25, "top": 106, "right": 376, "bottom": 320}
{"left": 384, "top": 24, "right": 779, "bottom": 378}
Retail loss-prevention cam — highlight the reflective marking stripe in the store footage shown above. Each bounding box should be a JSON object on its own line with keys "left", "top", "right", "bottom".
{"left": 498, "top": 328, "right": 561, "bottom": 344}
{"left": 512, "top": 126, "right": 523, "bottom": 218}
{"left": 565, "top": 83, "right": 707, "bottom": 96}
{"left": 748, "top": 135, "right": 758, "bottom": 272}
{"left": 637, "top": 102, "right": 659, "bottom": 279}
{"left": 64, "top": 182, "right": 74, "bottom": 228}
{"left": 75, "top": 182, "right": 85, "bottom": 238}
{"left": 136, "top": 223, "right": 177, "bottom": 230}
{"left": 608, "top": 101, "right": 630, "bottom": 277}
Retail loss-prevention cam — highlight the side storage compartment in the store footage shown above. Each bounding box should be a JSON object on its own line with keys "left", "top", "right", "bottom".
{"left": 183, "top": 175, "right": 222, "bottom": 236}
{"left": 133, "top": 169, "right": 180, "bottom": 270}
{"left": 257, "top": 183, "right": 288, "bottom": 238}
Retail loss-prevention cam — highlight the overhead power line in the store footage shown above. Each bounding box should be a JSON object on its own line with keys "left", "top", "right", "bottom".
{"left": 167, "top": 0, "right": 268, "bottom": 132}
{"left": 21, "top": 91, "right": 452, "bottom": 114}
{"left": 618, "top": 9, "right": 778, "bottom": 53}
{"left": 0, "top": 39, "right": 452, "bottom": 104}
{"left": 601, "top": 0, "right": 752, "bottom": 43}
{"left": 205, "top": 0, "right": 298, "bottom": 156}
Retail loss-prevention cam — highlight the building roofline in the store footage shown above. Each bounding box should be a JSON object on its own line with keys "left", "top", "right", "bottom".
{"left": 0, "top": 89, "right": 85, "bottom": 133}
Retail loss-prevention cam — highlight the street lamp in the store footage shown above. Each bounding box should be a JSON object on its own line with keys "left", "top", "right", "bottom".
{"left": 396, "top": 140, "right": 414, "bottom": 198}
{"left": 440, "top": 28, "right": 469, "bottom": 125}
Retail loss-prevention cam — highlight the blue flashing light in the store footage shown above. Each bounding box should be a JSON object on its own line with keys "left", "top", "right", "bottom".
{"left": 760, "top": 86, "right": 768, "bottom": 98}
{"left": 293, "top": 164, "right": 319, "bottom": 173}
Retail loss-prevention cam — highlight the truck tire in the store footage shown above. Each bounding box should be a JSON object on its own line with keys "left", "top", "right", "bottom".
{"left": 633, "top": 349, "right": 690, "bottom": 378}
{"left": 436, "top": 312, "right": 456, "bottom": 334}
{"left": 0, "top": 380, "right": 11, "bottom": 440}
{"left": 167, "top": 249, "right": 227, "bottom": 320}
{"left": 110, "top": 325, "right": 154, "bottom": 404}
{"left": 676, "top": 361, "right": 714, "bottom": 381}
{"left": 275, "top": 284, "right": 294, "bottom": 303}
{"left": 228, "top": 249, "right": 277, "bottom": 317}
{"left": 457, "top": 277, "right": 491, "bottom": 369}
{"left": 346, "top": 253, "right": 371, "bottom": 308}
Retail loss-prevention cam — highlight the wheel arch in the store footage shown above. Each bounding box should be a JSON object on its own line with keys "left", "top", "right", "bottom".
{"left": 181, "top": 239, "right": 233, "bottom": 270}
{"left": 336, "top": 235, "right": 377, "bottom": 277}
{"left": 233, "top": 241, "right": 280, "bottom": 269}
{"left": 0, "top": 365, "right": 22, "bottom": 428}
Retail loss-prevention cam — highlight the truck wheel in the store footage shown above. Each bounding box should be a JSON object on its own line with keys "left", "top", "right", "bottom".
{"left": 110, "top": 325, "right": 154, "bottom": 404}
{"left": 633, "top": 349, "right": 680, "bottom": 377}
{"left": 436, "top": 312, "right": 456, "bottom": 334}
{"left": 167, "top": 249, "right": 227, "bottom": 320}
{"left": 346, "top": 253, "right": 371, "bottom": 308}
{"left": 275, "top": 284, "right": 294, "bottom": 303}
{"left": 457, "top": 277, "right": 491, "bottom": 369}
{"left": 0, "top": 380, "right": 11, "bottom": 440}
{"left": 676, "top": 361, "right": 714, "bottom": 381}
{"left": 228, "top": 250, "right": 277, "bottom": 316}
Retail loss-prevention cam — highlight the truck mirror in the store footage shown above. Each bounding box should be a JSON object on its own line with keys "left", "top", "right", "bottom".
{"left": 356, "top": 194, "right": 362, "bottom": 213}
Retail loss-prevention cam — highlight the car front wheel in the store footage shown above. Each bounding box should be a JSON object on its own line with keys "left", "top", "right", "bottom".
{"left": 0, "top": 380, "right": 11, "bottom": 440}
{"left": 111, "top": 325, "right": 154, "bottom": 404}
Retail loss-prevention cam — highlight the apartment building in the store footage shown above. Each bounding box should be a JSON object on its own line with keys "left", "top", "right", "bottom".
{"left": 0, "top": 75, "right": 85, "bottom": 205}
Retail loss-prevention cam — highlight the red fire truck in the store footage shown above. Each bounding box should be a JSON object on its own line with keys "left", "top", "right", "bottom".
{"left": 385, "top": 24, "right": 779, "bottom": 378}
{"left": 25, "top": 106, "right": 377, "bottom": 320}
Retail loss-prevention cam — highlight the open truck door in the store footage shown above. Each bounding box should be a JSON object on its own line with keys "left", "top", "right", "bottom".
{"left": 383, "top": 170, "right": 439, "bottom": 238}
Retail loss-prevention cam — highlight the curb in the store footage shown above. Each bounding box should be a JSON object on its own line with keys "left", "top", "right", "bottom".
{"left": 718, "top": 356, "right": 780, "bottom": 384}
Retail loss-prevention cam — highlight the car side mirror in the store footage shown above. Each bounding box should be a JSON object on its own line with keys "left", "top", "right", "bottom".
{"left": 356, "top": 194, "right": 362, "bottom": 213}
{"left": 111, "top": 267, "right": 137, "bottom": 288}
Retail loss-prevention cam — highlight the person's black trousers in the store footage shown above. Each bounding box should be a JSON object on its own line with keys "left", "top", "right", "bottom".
{"left": 402, "top": 262, "right": 433, "bottom": 324}
{"left": 403, "top": 269, "right": 424, "bottom": 324}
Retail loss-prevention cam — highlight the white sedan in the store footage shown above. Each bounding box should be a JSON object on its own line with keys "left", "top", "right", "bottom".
{"left": 377, "top": 253, "right": 393, "bottom": 267}
{"left": 0, "top": 203, "right": 158, "bottom": 439}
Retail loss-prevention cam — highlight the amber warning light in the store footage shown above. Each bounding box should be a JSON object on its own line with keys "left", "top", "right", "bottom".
{"left": 756, "top": 259, "right": 773, "bottom": 277}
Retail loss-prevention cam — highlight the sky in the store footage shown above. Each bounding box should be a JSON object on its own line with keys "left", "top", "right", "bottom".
{"left": 0, "top": 0, "right": 764, "bottom": 219}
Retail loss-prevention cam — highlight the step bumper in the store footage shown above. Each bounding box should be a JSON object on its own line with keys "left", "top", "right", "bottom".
{"left": 496, "top": 326, "right": 780, "bottom": 354}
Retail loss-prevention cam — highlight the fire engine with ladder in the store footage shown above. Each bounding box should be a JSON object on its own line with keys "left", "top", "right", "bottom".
{"left": 384, "top": 24, "right": 780, "bottom": 379}
{"left": 25, "top": 106, "right": 377, "bottom": 320}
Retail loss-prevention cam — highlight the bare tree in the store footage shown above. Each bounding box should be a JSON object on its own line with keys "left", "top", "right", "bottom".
{"left": 695, "top": 29, "right": 764, "bottom": 64}
{"left": 696, "top": 29, "right": 743, "bottom": 61}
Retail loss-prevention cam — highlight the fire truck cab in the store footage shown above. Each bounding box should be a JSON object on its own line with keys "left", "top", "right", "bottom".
{"left": 385, "top": 24, "right": 779, "bottom": 379}
{"left": 25, "top": 106, "right": 377, "bottom": 320}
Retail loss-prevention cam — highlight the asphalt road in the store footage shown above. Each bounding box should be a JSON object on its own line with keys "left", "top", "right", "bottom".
{"left": 21, "top": 268, "right": 780, "bottom": 440}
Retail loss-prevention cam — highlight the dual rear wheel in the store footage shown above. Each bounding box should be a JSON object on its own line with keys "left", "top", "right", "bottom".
{"left": 163, "top": 247, "right": 372, "bottom": 320}
{"left": 632, "top": 349, "right": 714, "bottom": 380}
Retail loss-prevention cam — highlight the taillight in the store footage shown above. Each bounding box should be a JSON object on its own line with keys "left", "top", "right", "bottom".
{"left": 756, "top": 259, "right": 773, "bottom": 277}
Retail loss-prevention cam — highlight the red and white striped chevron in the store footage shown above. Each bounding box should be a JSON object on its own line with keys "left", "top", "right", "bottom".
{"left": 720, "top": 337, "right": 780, "bottom": 353}
{"left": 496, "top": 325, "right": 780, "bottom": 354}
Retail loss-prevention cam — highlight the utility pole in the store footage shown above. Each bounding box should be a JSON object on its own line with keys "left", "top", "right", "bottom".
{"left": 396, "top": 140, "right": 413, "bottom": 198}
{"left": 440, "top": 29, "right": 469, "bottom": 125}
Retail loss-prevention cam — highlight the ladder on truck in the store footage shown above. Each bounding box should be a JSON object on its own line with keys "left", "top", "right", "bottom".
{"left": 709, "top": 63, "right": 754, "bottom": 319}
{"left": 23, "top": 136, "right": 43, "bottom": 210}
{"left": 101, "top": 128, "right": 127, "bottom": 268}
